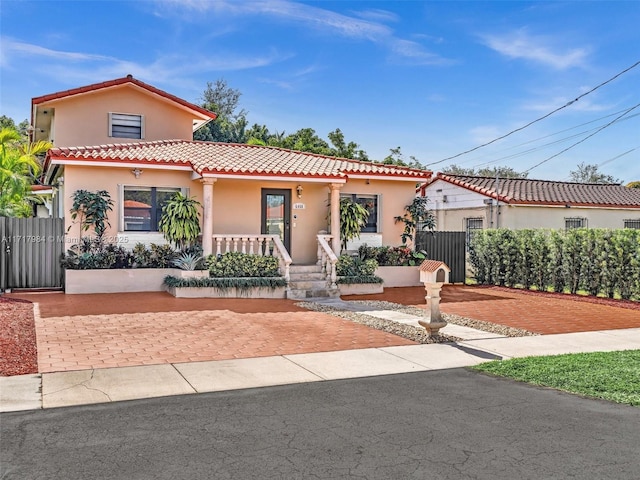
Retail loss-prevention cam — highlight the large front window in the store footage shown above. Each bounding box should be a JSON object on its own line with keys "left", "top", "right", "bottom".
{"left": 123, "top": 187, "right": 181, "bottom": 231}
{"left": 341, "top": 194, "right": 378, "bottom": 232}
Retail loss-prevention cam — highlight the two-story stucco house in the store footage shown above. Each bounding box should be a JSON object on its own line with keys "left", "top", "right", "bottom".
{"left": 35, "top": 75, "right": 432, "bottom": 269}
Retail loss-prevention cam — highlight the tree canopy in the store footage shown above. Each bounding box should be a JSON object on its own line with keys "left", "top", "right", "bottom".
{"left": 0, "top": 127, "right": 51, "bottom": 217}
{"left": 441, "top": 164, "right": 528, "bottom": 178}
{"left": 569, "top": 162, "right": 621, "bottom": 184}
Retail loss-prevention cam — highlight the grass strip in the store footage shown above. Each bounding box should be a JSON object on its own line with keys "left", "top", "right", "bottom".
{"left": 472, "top": 350, "right": 640, "bottom": 407}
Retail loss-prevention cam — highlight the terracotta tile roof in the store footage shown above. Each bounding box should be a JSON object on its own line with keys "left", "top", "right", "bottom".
{"left": 31, "top": 75, "right": 216, "bottom": 121}
{"left": 426, "top": 173, "right": 640, "bottom": 208}
{"left": 419, "top": 260, "right": 450, "bottom": 272}
{"left": 46, "top": 140, "right": 433, "bottom": 181}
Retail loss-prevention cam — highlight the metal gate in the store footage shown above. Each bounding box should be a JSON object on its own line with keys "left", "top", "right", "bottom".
{"left": 415, "top": 231, "right": 466, "bottom": 283}
{"left": 1, "top": 217, "right": 65, "bottom": 291}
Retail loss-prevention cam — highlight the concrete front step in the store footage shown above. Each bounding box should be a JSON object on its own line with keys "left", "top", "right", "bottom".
{"left": 289, "top": 264, "right": 323, "bottom": 274}
{"left": 289, "top": 272, "right": 326, "bottom": 282}
{"left": 288, "top": 280, "right": 328, "bottom": 291}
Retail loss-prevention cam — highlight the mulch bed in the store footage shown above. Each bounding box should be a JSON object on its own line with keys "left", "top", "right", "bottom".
{"left": 482, "top": 286, "right": 640, "bottom": 311}
{"left": 0, "top": 297, "right": 38, "bottom": 376}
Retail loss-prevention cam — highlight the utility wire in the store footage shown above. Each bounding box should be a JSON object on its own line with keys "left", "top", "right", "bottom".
{"left": 424, "top": 59, "right": 640, "bottom": 167}
{"left": 523, "top": 103, "right": 640, "bottom": 174}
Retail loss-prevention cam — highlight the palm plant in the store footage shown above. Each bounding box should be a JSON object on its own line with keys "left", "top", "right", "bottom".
{"left": 0, "top": 128, "right": 51, "bottom": 217}
{"left": 158, "top": 192, "right": 202, "bottom": 250}
{"left": 339, "top": 197, "right": 369, "bottom": 251}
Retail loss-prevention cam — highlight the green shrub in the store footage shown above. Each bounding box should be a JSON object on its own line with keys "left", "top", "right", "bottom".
{"left": 62, "top": 241, "right": 177, "bottom": 270}
{"left": 357, "top": 244, "right": 426, "bottom": 266}
{"left": 164, "top": 275, "right": 286, "bottom": 290}
{"left": 206, "top": 252, "right": 280, "bottom": 277}
{"left": 468, "top": 228, "right": 640, "bottom": 300}
{"left": 336, "top": 254, "right": 382, "bottom": 284}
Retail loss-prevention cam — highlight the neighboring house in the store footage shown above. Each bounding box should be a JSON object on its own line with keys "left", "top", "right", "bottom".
{"left": 419, "top": 173, "right": 640, "bottom": 242}
{"left": 36, "top": 75, "right": 432, "bottom": 264}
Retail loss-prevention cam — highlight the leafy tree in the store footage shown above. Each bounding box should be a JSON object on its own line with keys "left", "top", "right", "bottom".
{"left": 327, "top": 128, "right": 369, "bottom": 160}
{"left": 158, "top": 192, "right": 201, "bottom": 250}
{"left": 569, "top": 162, "right": 621, "bottom": 184}
{"left": 383, "top": 147, "right": 424, "bottom": 169}
{"left": 626, "top": 181, "right": 640, "bottom": 189}
{"left": 0, "top": 116, "right": 29, "bottom": 138}
{"left": 394, "top": 196, "right": 436, "bottom": 246}
{"left": 69, "top": 190, "right": 114, "bottom": 244}
{"left": 195, "top": 79, "right": 249, "bottom": 143}
{"left": 0, "top": 128, "right": 51, "bottom": 217}
{"left": 441, "top": 164, "right": 528, "bottom": 178}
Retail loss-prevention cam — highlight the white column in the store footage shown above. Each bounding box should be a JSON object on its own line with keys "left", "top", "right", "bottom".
{"left": 329, "top": 183, "right": 342, "bottom": 255}
{"left": 201, "top": 178, "right": 216, "bottom": 256}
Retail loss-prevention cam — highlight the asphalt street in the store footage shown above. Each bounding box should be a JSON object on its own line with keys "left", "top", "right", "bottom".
{"left": 2, "top": 368, "right": 639, "bottom": 479}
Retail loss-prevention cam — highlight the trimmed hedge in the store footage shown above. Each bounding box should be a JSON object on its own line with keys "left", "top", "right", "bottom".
{"left": 163, "top": 276, "right": 286, "bottom": 289}
{"left": 205, "top": 252, "right": 280, "bottom": 278}
{"left": 469, "top": 228, "right": 640, "bottom": 300}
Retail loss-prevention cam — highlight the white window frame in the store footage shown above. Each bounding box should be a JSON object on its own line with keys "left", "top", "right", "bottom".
{"left": 340, "top": 193, "right": 381, "bottom": 233}
{"left": 119, "top": 185, "right": 187, "bottom": 232}
{"left": 109, "top": 112, "right": 144, "bottom": 139}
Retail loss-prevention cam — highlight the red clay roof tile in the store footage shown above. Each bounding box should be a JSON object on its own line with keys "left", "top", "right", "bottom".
{"left": 46, "top": 140, "right": 433, "bottom": 181}
{"left": 428, "top": 173, "right": 640, "bottom": 208}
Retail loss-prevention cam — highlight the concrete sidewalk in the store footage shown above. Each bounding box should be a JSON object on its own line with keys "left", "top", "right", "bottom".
{"left": 3, "top": 326, "right": 639, "bottom": 412}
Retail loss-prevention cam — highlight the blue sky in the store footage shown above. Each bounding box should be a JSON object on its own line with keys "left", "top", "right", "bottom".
{"left": 1, "top": 0, "right": 639, "bottom": 182}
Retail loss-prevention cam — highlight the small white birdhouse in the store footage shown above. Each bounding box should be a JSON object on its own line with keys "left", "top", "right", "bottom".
{"left": 419, "top": 260, "right": 451, "bottom": 284}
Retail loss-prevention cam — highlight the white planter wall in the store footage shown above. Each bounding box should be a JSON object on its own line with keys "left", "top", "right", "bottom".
{"left": 375, "top": 266, "right": 422, "bottom": 287}
{"left": 65, "top": 268, "right": 206, "bottom": 294}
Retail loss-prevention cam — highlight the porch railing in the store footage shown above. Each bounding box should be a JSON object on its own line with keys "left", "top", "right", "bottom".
{"left": 316, "top": 234, "right": 338, "bottom": 288}
{"left": 211, "top": 235, "right": 292, "bottom": 282}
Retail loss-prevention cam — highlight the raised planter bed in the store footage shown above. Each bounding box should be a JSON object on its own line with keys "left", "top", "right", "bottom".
{"left": 338, "top": 283, "right": 384, "bottom": 295}
{"left": 166, "top": 285, "right": 287, "bottom": 298}
{"left": 375, "top": 266, "right": 422, "bottom": 287}
{"left": 65, "top": 268, "right": 209, "bottom": 294}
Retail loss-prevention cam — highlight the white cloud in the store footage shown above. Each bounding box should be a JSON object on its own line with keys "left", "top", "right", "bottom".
{"left": 1, "top": 37, "right": 114, "bottom": 63}
{"left": 480, "top": 29, "right": 589, "bottom": 69}
{"left": 157, "top": 0, "right": 452, "bottom": 66}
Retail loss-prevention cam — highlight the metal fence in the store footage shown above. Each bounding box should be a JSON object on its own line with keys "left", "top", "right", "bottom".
{"left": 415, "top": 230, "right": 466, "bottom": 283}
{"left": 1, "top": 217, "right": 65, "bottom": 291}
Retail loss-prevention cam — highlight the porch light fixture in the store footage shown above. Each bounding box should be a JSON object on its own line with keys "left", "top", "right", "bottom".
{"left": 131, "top": 168, "right": 143, "bottom": 179}
{"left": 296, "top": 184, "right": 303, "bottom": 198}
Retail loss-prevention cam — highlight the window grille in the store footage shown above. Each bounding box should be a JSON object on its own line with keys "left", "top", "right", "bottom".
{"left": 565, "top": 217, "right": 587, "bottom": 230}
{"left": 465, "top": 217, "right": 483, "bottom": 250}
{"left": 623, "top": 219, "right": 640, "bottom": 229}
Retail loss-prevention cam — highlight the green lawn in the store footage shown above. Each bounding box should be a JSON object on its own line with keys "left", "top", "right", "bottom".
{"left": 472, "top": 350, "right": 640, "bottom": 406}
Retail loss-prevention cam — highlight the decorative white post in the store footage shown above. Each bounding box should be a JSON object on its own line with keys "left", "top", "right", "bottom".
{"left": 201, "top": 178, "right": 216, "bottom": 256}
{"left": 418, "top": 260, "right": 451, "bottom": 336}
{"left": 329, "top": 183, "right": 342, "bottom": 256}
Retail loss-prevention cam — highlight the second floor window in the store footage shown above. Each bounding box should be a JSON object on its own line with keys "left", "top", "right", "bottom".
{"left": 109, "top": 113, "right": 143, "bottom": 139}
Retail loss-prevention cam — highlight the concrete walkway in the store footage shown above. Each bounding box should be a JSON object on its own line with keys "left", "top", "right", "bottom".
{"left": 3, "top": 297, "right": 639, "bottom": 412}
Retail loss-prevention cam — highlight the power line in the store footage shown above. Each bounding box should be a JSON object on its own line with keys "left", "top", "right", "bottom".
{"left": 523, "top": 103, "right": 640, "bottom": 174}
{"left": 424, "top": 59, "right": 640, "bottom": 167}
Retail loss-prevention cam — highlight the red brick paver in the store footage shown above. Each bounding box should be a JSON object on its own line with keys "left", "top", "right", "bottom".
{"left": 14, "top": 292, "right": 416, "bottom": 374}
{"left": 344, "top": 285, "right": 640, "bottom": 335}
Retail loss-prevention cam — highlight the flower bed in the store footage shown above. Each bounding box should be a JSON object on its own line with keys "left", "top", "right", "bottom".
{"left": 164, "top": 276, "right": 287, "bottom": 298}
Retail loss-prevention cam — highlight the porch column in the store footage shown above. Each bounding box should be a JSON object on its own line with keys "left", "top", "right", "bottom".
{"left": 201, "top": 178, "right": 217, "bottom": 256}
{"left": 329, "top": 183, "right": 342, "bottom": 255}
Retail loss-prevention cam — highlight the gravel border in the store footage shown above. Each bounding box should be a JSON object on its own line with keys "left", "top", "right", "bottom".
{"left": 297, "top": 299, "right": 538, "bottom": 344}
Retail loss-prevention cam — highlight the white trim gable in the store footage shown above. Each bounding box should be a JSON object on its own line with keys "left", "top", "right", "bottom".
{"left": 424, "top": 179, "right": 490, "bottom": 210}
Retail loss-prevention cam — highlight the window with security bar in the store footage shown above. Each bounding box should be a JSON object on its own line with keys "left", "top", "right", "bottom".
{"left": 565, "top": 217, "right": 587, "bottom": 230}
{"left": 623, "top": 219, "right": 640, "bottom": 229}
{"left": 465, "top": 217, "right": 483, "bottom": 250}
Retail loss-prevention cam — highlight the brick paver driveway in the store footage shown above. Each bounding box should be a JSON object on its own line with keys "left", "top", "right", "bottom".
{"left": 12, "top": 285, "right": 640, "bottom": 374}
{"left": 23, "top": 293, "right": 416, "bottom": 373}
{"left": 345, "top": 285, "right": 640, "bottom": 335}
